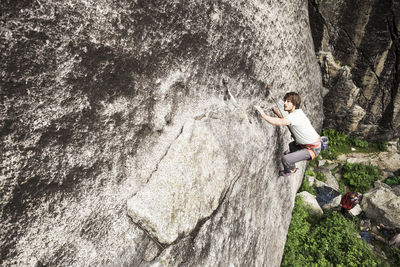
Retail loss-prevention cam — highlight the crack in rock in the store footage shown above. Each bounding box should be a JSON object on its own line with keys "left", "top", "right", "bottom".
{"left": 187, "top": 163, "right": 246, "bottom": 243}
{"left": 145, "top": 125, "right": 185, "bottom": 183}
{"left": 126, "top": 116, "right": 233, "bottom": 245}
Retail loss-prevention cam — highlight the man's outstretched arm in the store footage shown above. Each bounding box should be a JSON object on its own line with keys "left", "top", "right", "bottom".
{"left": 254, "top": 105, "right": 291, "bottom": 127}
{"left": 272, "top": 106, "right": 283, "bottom": 118}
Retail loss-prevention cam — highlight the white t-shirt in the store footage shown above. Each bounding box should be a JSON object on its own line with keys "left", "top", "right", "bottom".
{"left": 286, "top": 109, "right": 320, "bottom": 145}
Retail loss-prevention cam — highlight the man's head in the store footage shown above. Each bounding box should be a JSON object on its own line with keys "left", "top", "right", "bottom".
{"left": 283, "top": 92, "right": 301, "bottom": 111}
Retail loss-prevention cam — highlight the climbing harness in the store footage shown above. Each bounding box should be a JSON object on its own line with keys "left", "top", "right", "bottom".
{"left": 300, "top": 136, "right": 321, "bottom": 160}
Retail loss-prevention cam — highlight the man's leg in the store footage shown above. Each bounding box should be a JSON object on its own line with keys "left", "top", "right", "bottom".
{"left": 282, "top": 148, "right": 311, "bottom": 172}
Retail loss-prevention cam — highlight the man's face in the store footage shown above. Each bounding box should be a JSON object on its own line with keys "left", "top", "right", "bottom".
{"left": 284, "top": 99, "right": 295, "bottom": 111}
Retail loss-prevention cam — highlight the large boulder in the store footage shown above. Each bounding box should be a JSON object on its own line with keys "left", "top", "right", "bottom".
{"left": 393, "top": 185, "right": 400, "bottom": 196}
{"left": 0, "top": 0, "right": 323, "bottom": 266}
{"left": 361, "top": 182, "right": 400, "bottom": 228}
{"left": 297, "top": 191, "right": 323, "bottom": 215}
{"left": 315, "top": 184, "right": 341, "bottom": 209}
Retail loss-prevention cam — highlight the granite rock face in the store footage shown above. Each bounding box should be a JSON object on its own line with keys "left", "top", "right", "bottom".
{"left": 309, "top": 0, "right": 400, "bottom": 141}
{"left": 0, "top": 0, "right": 323, "bottom": 266}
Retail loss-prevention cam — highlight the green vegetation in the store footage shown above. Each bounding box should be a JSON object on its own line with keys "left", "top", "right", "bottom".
{"left": 320, "top": 129, "right": 388, "bottom": 160}
{"left": 282, "top": 197, "right": 387, "bottom": 267}
{"left": 381, "top": 246, "right": 400, "bottom": 267}
{"left": 384, "top": 176, "right": 400, "bottom": 187}
{"left": 299, "top": 177, "right": 315, "bottom": 195}
{"left": 305, "top": 169, "right": 326, "bottom": 182}
{"left": 337, "top": 178, "right": 348, "bottom": 195}
{"left": 325, "top": 161, "right": 381, "bottom": 194}
{"left": 298, "top": 166, "right": 327, "bottom": 194}
{"left": 341, "top": 162, "right": 381, "bottom": 193}
{"left": 288, "top": 130, "right": 398, "bottom": 266}
{"left": 370, "top": 232, "right": 400, "bottom": 267}
{"left": 351, "top": 137, "right": 369, "bottom": 148}
{"left": 378, "top": 141, "right": 388, "bottom": 152}
{"left": 308, "top": 155, "right": 320, "bottom": 168}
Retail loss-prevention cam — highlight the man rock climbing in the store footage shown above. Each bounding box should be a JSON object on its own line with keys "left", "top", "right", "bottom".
{"left": 255, "top": 92, "right": 321, "bottom": 176}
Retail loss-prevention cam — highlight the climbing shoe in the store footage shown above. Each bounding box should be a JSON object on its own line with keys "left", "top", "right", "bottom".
{"left": 279, "top": 168, "right": 297, "bottom": 177}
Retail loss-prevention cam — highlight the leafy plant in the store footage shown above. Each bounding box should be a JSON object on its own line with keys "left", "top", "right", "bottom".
{"left": 322, "top": 129, "right": 349, "bottom": 147}
{"left": 304, "top": 169, "right": 326, "bottom": 182}
{"left": 341, "top": 163, "right": 381, "bottom": 193}
{"left": 281, "top": 197, "right": 314, "bottom": 266}
{"left": 320, "top": 148, "right": 339, "bottom": 160}
{"left": 337, "top": 179, "right": 348, "bottom": 194}
{"left": 299, "top": 176, "right": 315, "bottom": 194}
{"left": 351, "top": 137, "right": 369, "bottom": 148}
{"left": 320, "top": 129, "right": 350, "bottom": 159}
{"left": 378, "top": 141, "right": 388, "bottom": 152}
{"left": 384, "top": 176, "right": 400, "bottom": 186}
{"left": 282, "top": 197, "right": 386, "bottom": 267}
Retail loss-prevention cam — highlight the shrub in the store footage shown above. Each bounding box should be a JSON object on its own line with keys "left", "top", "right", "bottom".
{"left": 341, "top": 163, "right": 381, "bottom": 193}
{"left": 282, "top": 197, "right": 387, "bottom": 267}
{"left": 378, "top": 141, "right": 388, "bottom": 152}
{"left": 305, "top": 169, "right": 326, "bottom": 182}
{"left": 322, "top": 129, "right": 349, "bottom": 147}
{"left": 337, "top": 179, "right": 348, "bottom": 194}
{"left": 384, "top": 176, "right": 400, "bottom": 187}
{"left": 320, "top": 148, "right": 339, "bottom": 160}
{"left": 320, "top": 129, "right": 350, "bottom": 159}
{"left": 281, "top": 197, "right": 313, "bottom": 266}
{"left": 351, "top": 137, "right": 369, "bottom": 148}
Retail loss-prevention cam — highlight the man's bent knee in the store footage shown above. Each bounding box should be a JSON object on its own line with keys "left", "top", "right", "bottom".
{"left": 282, "top": 154, "right": 295, "bottom": 170}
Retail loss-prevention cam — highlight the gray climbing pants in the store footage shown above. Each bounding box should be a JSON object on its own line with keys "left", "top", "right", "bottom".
{"left": 282, "top": 141, "right": 312, "bottom": 172}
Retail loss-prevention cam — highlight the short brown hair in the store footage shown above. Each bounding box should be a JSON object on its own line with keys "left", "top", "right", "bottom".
{"left": 284, "top": 92, "right": 301, "bottom": 109}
